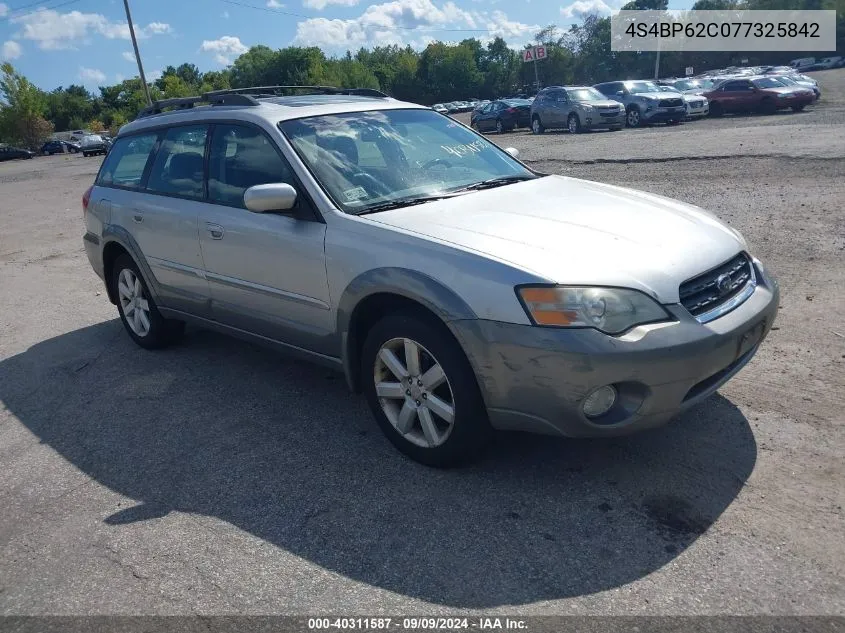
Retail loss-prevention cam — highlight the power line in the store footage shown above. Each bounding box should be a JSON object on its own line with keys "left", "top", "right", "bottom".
{"left": 2, "top": 0, "right": 87, "bottom": 22}
{"left": 218, "top": 0, "right": 495, "bottom": 33}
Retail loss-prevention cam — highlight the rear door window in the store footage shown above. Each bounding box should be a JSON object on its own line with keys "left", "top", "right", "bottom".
{"left": 145, "top": 125, "right": 208, "bottom": 200}
{"left": 96, "top": 132, "right": 158, "bottom": 188}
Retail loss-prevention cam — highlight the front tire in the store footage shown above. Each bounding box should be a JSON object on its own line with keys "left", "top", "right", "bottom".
{"left": 361, "top": 313, "right": 491, "bottom": 467}
{"left": 626, "top": 107, "right": 641, "bottom": 128}
{"left": 568, "top": 113, "right": 582, "bottom": 134}
{"left": 792, "top": 104, "right": 806, "bottom": 112}
{"left": 112, "top": 254, "right": 184, "bottom": 350}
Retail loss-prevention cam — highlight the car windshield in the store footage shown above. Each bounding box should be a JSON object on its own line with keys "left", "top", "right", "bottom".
{"left": 568, "top": 88, "right": 605, "bottom": 101}
{"left": 626, "top": 81, "right": 663, "bottom": 94}
{"left": 773, "top": 76, "right": 796, "bottom": 85}
{"left": 752, "top": 77, "right": 786, "bottom": 89}
{"left": 503, "top": 99, "right": 531, "bottom": 106}
{"left": 84, "top": 135, "right": 103, "bottom": 143}
{"left": 279, "top": 109, "right": 536, "bottom": 214}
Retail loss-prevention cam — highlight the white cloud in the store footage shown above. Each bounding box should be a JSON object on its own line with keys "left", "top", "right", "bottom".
{"left": 2, "top": 40, "right": 22, "bottom": 60}
{"left": 2, "top": 39, "right": 22, "bottom": 60}
{"left": 293, "top": 0, "right": 496, "bottom": 49}
{"left": 78, "top": 66, "right": 106, "bottom": 84}
{"left": 115, "top": 73, "right": 125, "bottom": 82}
{"left": 266, "top": 0, "right": 285, "bottom": 7}
{"left": 145, "top": 22, "right": 173, "bottom": 35}
{"left": 483, "top": 10, "right": 538, "bottom": 38}
{"left": 11, "top": 9, "right": 172, "bottom": 50}
{"left": 222, "top": 10, "right": 230, "bottom": 18}
{"left": 303, "top": 0, "right": 359, "bottom": 9}
{"left": 0, "top": 3, "right": 8, "bottom": 18}
{"left": 122, "top": 50, "right": 135, "bottom": 62}
{"left": 560, "top": 0, "right": 616, "bottom": 19}
{"left": 200, "top": 35, "right": 248, "bottom": 65}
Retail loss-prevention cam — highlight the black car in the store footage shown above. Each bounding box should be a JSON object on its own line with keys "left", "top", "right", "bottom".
{"left": 40, "top": 140, "right": 80, "bottom": 155}
{"left": 470, "top": 99, "right": 532, "bottom": 133}
{"left": 0, "top": 146, "right": 34, "bottom": 161}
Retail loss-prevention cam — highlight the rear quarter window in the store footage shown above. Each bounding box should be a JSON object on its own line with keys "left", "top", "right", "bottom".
{"left": 96, "top": 133, "right": 158, "bottom": 189}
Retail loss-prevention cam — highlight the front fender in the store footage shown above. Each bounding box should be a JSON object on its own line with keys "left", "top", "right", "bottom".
{"left": 336, "top": 267, "right": 477, "bottom": 391}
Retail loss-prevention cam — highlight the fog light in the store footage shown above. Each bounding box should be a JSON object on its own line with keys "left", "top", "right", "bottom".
{"left": 582, "top": 385, "right": 617, "bottom": 418}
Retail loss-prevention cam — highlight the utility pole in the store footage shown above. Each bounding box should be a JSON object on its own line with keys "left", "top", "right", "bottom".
{"left": 654, "top": 34, "right": 661, "bottom": 80}
{"left": 123, "top": 0, "right": 152, "bottom": 106}
{"left": 533, "top": 57, "right": 540, "bottom": 93}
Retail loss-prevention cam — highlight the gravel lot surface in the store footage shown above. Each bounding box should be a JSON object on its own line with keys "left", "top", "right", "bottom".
{"left": 1, "top": 70, "right": 843, "bottom": 616}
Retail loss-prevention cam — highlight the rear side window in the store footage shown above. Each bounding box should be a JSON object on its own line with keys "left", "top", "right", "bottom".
{"left": 146, "top": 125, "right": 208, "bottom": 200}
{"left": 207, "top": 124, "right": 295, "bottom": 209}
{"left": 96, "top": 133, "right": 157, "bottom": 188}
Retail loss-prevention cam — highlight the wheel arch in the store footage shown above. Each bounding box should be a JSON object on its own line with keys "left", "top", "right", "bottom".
{"left": 101, "top": 225, "right": 162, "bottom": 305}
{"left": 337, "top": 268, "right": 477, "bottom": 393}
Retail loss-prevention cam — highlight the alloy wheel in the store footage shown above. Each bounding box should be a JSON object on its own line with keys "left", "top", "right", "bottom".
{"left": 568, "top": 115, "right": 579, "bottom": 134}
{"left": 117, "top": 268, "right": 151, "bottom": 337}
{"left": 532, "top": 118, "right": 541, "bottom": 134}
{"left": 496, "top": 120, "right": 503, "bottom": 133}
{"left": 627, "top": 109, "right": 640, "bottom": 127}
{"left": 373, "top": 337, "right": 455, "bottom": 448}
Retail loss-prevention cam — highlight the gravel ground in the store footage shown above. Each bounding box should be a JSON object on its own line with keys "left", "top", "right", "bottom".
{"left": 0, "top": 70, "right": 843, "bottom": 617}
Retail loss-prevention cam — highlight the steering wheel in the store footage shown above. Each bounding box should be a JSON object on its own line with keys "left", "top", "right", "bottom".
{"left": 422, "top": 158, "right": 453, "bottom": 171}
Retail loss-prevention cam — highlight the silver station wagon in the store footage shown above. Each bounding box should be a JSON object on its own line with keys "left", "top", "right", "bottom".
{"left": 82, "top": 86, "right": 779, "bottom": 466}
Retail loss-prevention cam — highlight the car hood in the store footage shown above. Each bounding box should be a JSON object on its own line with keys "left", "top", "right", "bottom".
{"left": 366, "top": 176, "right": 745, "bottom": 304}
{"left": 577, "top": 99, "right": 623, "bottom": 108}
{"left": 680, "top": 93, "right": 707, "bottom": 102}
{"left": 636, "top": 91, "right": 683, "bottom": 100}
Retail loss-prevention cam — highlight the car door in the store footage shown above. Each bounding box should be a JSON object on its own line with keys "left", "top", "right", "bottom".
{"left": 117, "top": 125, "right": 212, "bottom": 317}
{"left": 197, "top": 122, "right": 332, "bottom": 355}
{"left": 556, "top": 90, "right": 573, "bottom": 126}
{"left": 479, "top": 103, "right": 495, "bottom": 131}
{"left": 719, "top": 80, "right": 751, "bottom": 111}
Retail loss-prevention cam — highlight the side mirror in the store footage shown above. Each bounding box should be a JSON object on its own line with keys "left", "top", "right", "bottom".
{"left": 244, "top": 183, "right": 298, "bottom": 213}
{"left": 504, "top": 147, "right": 520, "bottom": 159}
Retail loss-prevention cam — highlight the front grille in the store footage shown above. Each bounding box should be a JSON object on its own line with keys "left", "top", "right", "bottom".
{"left": 596, "top": 105, "right": 618, "bottom": 110}
{"left": 659, "top": 98, "right": 684, "bottom": 108}
{"left": 599, "top": 111, "right": 620, "bottom": 117}
{"left": 679, "top": 253, "right": 753, "bottom": 318}
{"left": 690, "top": 100, "right": 703, "bottom": 107}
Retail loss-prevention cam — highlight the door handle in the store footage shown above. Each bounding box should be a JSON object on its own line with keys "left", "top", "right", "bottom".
{"left": 207, "top": 223, "right": 225, "bottom": 240}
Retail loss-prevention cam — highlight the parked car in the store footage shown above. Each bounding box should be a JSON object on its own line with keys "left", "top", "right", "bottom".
{"left": 530, "top": 86, "right": 624, "bottom": 134}
{"left": 470, "top": 98, "right": 532, "bottom": 133}
{"left": 432, "top": 103, "right": 448, "bottom": 114}
{"left": 0, "top": 145, "right": 34, "bottom": 161}
{"left": 82, "top": 87, "right": 780, "bottom": 466}
{"left": 770, "top": 74, "right": 820, "bottom": 100}
{"left": 789, "top": 57, "right": 816, "bottom": 72}
{"left": 80, "top": 134, "right": 108, "bottom": 157}
{"left": 593, "top": 80, "right": 686, "bottom": 127}
{"left": 40, "top": 140, "right": 80, "bottom": 155}
{"left": 703, "top": 76, "right": 815, "bottom": 116}
{"left": 816, "top": 56, "right": 843, "bottom": 69}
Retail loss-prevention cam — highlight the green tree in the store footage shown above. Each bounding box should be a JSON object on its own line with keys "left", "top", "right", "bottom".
{"left": 0, "top": 62, "right": 53, "bottom": 148}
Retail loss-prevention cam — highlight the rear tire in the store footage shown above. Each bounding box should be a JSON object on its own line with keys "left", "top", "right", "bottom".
{"left": 361, "top": 313, "right": 491, "bottom": 467}
{"left": 82, "top": 152, "right": 89, "bottom": 157}
{"left": 709, "top": 101, "right": 723, "bottom": 117}
{"left": 610, "top": 126, "right": 622, "bottom": 131}
{"left": 531, "top": 116, "right": 545, "bottom": 135}
{"left": 112, "top": 254, "right": 184, "bottom": 350}
{"left": 791, "top": 104, "right": 806, "bottom": 112}
{"left": 760, "top": 98, "right": 777, "bottom": 114}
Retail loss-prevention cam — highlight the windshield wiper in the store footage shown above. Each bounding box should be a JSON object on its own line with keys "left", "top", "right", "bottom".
{"left": 450, "top": 174, "right": 538, "bottom": 193}
{"left": 352, "top": 193, "right": 466, "bottom": 215}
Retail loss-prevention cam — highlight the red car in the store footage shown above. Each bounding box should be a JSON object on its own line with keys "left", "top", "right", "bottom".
{"left": 703, "top": 76, "right": 814, "bottom": 116}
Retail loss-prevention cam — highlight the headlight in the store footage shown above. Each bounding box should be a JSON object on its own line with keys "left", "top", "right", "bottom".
{"left": 517, "top": 286, "right": 670, "bottom": 334}
{"left": 581, "top": 104, "right": 595, "bottom": 112}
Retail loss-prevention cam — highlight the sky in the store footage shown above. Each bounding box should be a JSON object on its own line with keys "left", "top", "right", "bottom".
{"left": 0, "top": 0, "right": 695, "bottom": 92}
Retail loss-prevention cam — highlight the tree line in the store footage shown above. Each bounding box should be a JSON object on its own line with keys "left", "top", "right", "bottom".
{"left": 1, "top": 0, "right": 841, "bottom": 149}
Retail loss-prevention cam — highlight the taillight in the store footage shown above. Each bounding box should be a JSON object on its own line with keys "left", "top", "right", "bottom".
{"left": 82, "top": 185, "right": 93, "bottom": 218}
{"left": 507, "top": 107, "right": 517, "bottom": 114}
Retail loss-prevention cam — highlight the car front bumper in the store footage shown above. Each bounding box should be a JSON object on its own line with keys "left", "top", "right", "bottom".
{"left": 642, "top": 107, "right": 686, "bottom": 122}
{"left": 450, "top": 262, "right": 779, "bottom": 438}
{"left": 685, "top": 102, "right": 709, "bottom": 117}
{"left": 583, "top": 112, "right": 625, "bottom": 128}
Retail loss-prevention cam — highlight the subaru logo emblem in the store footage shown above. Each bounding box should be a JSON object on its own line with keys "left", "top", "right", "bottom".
{"left": 716, "top": 273, "right": 732, "bottom": 295}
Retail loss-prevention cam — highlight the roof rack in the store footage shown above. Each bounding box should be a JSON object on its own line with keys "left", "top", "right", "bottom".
{"left": 204, "top": 85, "right": 390, "bottom": 98}
{"left": 138, "top": 92, "right": 258, "bottom": 118}
{"left": 137, "top": 85, "right": 390, "bottom": 118}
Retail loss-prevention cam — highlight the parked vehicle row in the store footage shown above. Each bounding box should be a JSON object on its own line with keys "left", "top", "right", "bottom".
{"left": 1, "top": 133, "right": 114, "bottom": 164}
